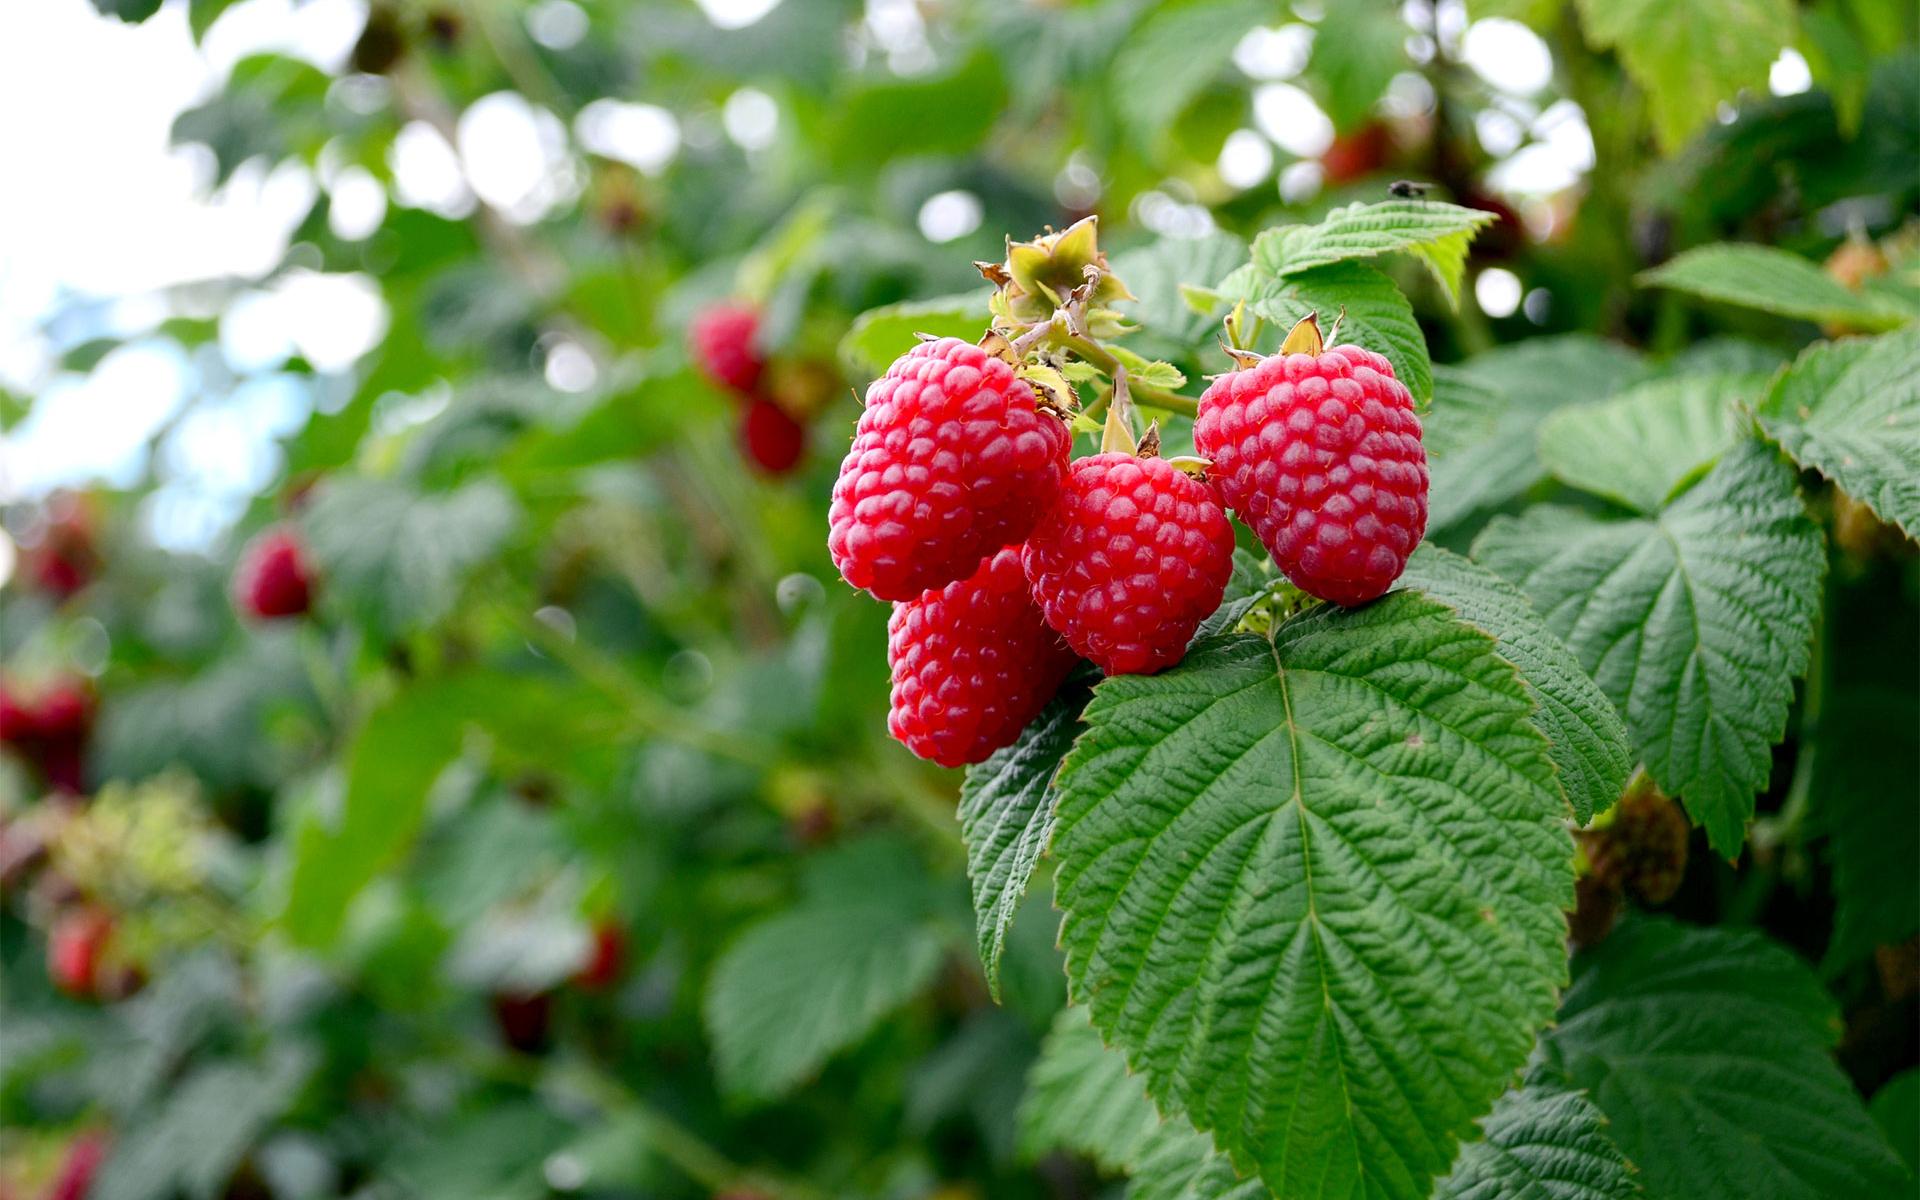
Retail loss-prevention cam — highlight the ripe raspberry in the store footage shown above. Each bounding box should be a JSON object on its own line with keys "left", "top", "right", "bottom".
{"left": 47, "top": 1131, "right": 109, "bottom": 1200}
{"left": 1021, "top": 453, "right": 1235, "bottom": 675}
{"left": 1195, "top": 337, "right": 1427, "bottom": 606}
{"left": 492, "top": 990, "right": 554, "bottom": 1054}
{"left": 887, "top": 547, "right": 1078, "bottom": 767}
{"left": 575, "top": 920, "right": 627, "bottom": 991}
{"left": 689, "top": 302, "right": 765, "bottom": 394}
{"left": 1581, "top": 781, "right": 1690, "bottom": 906}
{"left": 739, "top": 396, "right": 807, "bottom": 475}
{"left": 233, "top": 526, "right": 314, "bottom": 620}
{"left": 1, "top": 678, "right": 93, "bottom": 794}
{"left": 830, "top": 338, "right": 1070, "bottom": 601}
{"left": 49, "top": 906, "right": 112, "bottom": 998}
{"left": 22, "top": 492, "right": 97, "bottom": 601}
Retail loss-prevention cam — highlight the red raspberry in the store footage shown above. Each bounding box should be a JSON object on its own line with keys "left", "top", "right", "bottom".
{"left": 739, "top": 396, "right": 807, "bottom": 475}
{"left": 233, "top": 526, "right": 314, "bottom": 620}
{"left": 1195, "top": 342, "right": 1426, "bottom": 606}
{"left": 1021, "top": 453, "right": 1235, "bottom": 675}
{"left": 689, "top": 302, "right": 765, "bottom": 394}
{"left": 47, "top": 1131, "right": 110, "bottom": 1200}
{"left": 49, "top": 906, "right": 112, "bottom": 998}
{"left": 887, "top": 547, "right": 1078, "bottom": 767}
{"left": 830, "top": 338, "right": 1070, "bottom": 601}
{"left": 22, "top": 492, "right": 98, "bottom": 601}
{"left": 575, "top": 920, "right": 627, "bottom": 991}
{"left": 1, "top": 678, "right": 93, "bottom": 794}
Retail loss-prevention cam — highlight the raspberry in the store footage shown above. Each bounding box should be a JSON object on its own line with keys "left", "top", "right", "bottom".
{"left": 1021, "top": 453, "right": 1235, "bottom": 675}
{"left": 49, "top": 906, "right": 112, "bottom": 998}
{"left": 47, "top": 1131, "right": 109, "bottom": 1200}
{"left": 887, "top": 547, "right": 1078, "bottom": 767}
{"left": 22, "top": 492, "right": 97, "bottom": 601}
{"left": 690, "top": 302, "right": 765, "bottom": 394}
{"left": 575, "top": 920, "right": 627, "bottom": 991}
{"left": 1195, "top": 334, "right": 1427, "bottom": 607}
{"left": 1581, "top": 781, "right": 1690, "bottom": 906}
{"left": 1, "top": 678, "right": 93, "bottom": 794}
{"left": 233, "top": 526, "right": 314, "bottom": 620}
{"left": 830, "top": 338, "right": 1070, "bottom": 601}
{"left": 740, "top": 396, "right": 807, "bottom": 475}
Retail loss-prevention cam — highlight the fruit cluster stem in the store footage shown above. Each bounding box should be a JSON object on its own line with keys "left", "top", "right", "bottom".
{"left": 1056, "top": 333, "right": 1198, "bottom": 416}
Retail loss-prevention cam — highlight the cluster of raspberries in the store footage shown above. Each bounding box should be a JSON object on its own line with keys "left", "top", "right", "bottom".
{"left": 827, "top": 332, "right": 1428, "bottom": 766}
{"left": 689, "top": 302, "right": 811, "bottom": 476}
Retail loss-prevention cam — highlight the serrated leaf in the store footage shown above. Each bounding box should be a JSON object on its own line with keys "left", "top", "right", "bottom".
{"left": 1473, "top": 439, "right": 1825, "bottom": 855}
{"left": 839, "top": 293, "right": 990, "bottom": 378}
{"left": 1758, "top": 327, "right": 1920, "bottom": 537}
{"left": 1640, "top": 244, "right": 1908, "bottom": 330}
{"left": 1249, "top": 260, "right": 1433, "bottom": 402}
{"left": 1109, "top": 345, "right": 1188, "bottom": 389}
{"left": 301, "top": 477, "right": 519, "bottom": 640}
{"left": 958, "top": 686, "right": 1088, "bottom": 999}
{"left": 1540, "top": 917, "right": 1911, "bottom": 1199}
{"left": 1018, "top": 1006, "right": 1167, "bottom": 1171}
{"left": 1435, "top": 1080, "right": 1641, "bottom": 1200}
{"left": 1537, "top": 372, "right": 1762, "bottom": 513}
{"left": 1125, "top": 1130, "right": 1267, "bottom": 1200}
{"left": 1574, "top": 0, "right": 1799, "bottom": 154}
{"left": 704, "top": 838, "right": 952, "bottom": 1100}
{"left": 1425, "top": 339, "right": 1653, "bottom": 530}
{"left": 1110, "top": 0, "right": 1270, "bottom": 158}
{"left": 1255, "top": 200, "right": 1500, "bottom": 306}
{"left": 1400, "top": 545, "right": 1631, "bottom": 824}
{"left": 1052, "top": 593, "right": 1574, "bottom": 1200}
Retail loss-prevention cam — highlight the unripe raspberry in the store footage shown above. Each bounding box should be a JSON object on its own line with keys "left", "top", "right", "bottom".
{"left": 233, "top": 526, "right": 314, "bottom": 620}
{"left": 831, "top": 338, "right": 1070, "bottom": 601}
{"left": 1195, "top": 328, "right": 1427, "bottom": 606}
{"left": 1581, "top": 781, "right": 1690, "bottom": 906}
{"left": 690, "top": 303, "right": 765, "bottom": 394}
{"left": 739, "top": 396, "right": 807, "bottom": 475}
{"left": 1022, "top": 453, "right": 1235, "bottom": 675}
{"left": 887, "top": 547, "right": 1078, "bottom": 767}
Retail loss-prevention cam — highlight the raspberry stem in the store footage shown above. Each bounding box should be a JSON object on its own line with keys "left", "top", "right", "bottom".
{"left": 1055, "top": 332, "right": 1198, "bottom": 415}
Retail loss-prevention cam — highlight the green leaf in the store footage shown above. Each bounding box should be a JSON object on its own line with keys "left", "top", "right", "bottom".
{"left": 93, "top": 1046, "right": 315, "bottom": 1200}
{"left": 282, "top": 672, "right": 611, "bottom": 947}
{"left": 1536, "top": 372, "right": 1763, "bottom": 513}
{"left": 1574, "top": 0, "right": 1799, "bottom": 154}
{"left": 1812, "top": 686, "right": 1920, "bottom": 970}
{"left": 1255, "top": 200, "right": 1500, "bottom": 306}
{"left": 1872, "top": 1070, "right": 1920, "bottom": 1176}
{"left": 301, "top": 477, "right": 519, "bottom": 640}
{"left": 958, "top": 686, "right": 1087, "bottom": 999}
{"left": 1400, "top": 545, "right": 1632, "bottom": 824}
{"left": 1539, "top": 917, "right": 1911, "bottom": 1199}
{"left": 1113, "top": 230, "right": 1248, "bottom": 356}
{"left": 1640, "top": 244, "right": 1908, "bottom": 331}
{"left": 1052, "top": 592, "right": 1573, "bottom": 1200}
{"left": 1194, "top": 547, "right": 1275, "bottom": 641}
{"left": 1110, "top": 0, "right": 1270, "bottom": 158}
{"left": 704, "top": 838, "right": 952, "bottom": 1100}
{"left": 1249, "top": 260, "right": 1433, "bottom": 402}
{"left": 1473, "top": 440, "right": 1824, "bottom": 856}
{"left": 839, "top": 294, "right": 990, "bottom": 379}
{"left": 1312, "top": 1, "right": 1411, "bottom": 131}
{"left": 1018, "top": 1006, "right": 1167, "bottom": 1171}
{"left": 187, "top": 0, "right": 242, "bottom": 39}
{"left": 830, "top": 50, "right": 1007, "bottom": 166}
{"left": 1125, "top": 1131, "right": 1267, "bottom": 1200}
{"left": 1758, "top": 327, "right": 1920, "bottom": 537}
{"left": 1435, "top": 1080, "right": 1641, "bottom": 1200}
{"left": 1425, "top": 338, "right": 1652, "bottom": 529}
{"left": 88, "top": 0, "right": 162, "bottom": 21}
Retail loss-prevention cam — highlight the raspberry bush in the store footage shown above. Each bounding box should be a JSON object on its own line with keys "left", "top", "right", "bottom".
{"left": 3, "top": 3, "right": 1916, "bottom": 1200}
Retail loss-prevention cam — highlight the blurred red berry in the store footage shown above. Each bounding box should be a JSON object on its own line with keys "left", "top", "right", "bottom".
{"left": 44, "top": 1130, "right": 109, "bottom": 1200}
{"left": 575, "top": 921, "right": 627, "bottom": 991}
{"left": 20, "top": 493, "right": 98, "bottom": 602}
{"left": 1320, "top": 123, "right": 1392, "bottom": 186}
{"left": 49, "top": 907, "right": 112, "bottom": 999}
{"left": 491, "top": 991, "right": 554, "bottom": 1054}
{"left": 0, "top": 678, "right": 93, "bottom": 795}
{"left": 690, "top": 303, "right": 765, "bottom": 394}
{"left": 739, "top": 397, "right": 807, "bottom": 475}
{"left": 233, "top": 527, "right": 314, "bottom": 620}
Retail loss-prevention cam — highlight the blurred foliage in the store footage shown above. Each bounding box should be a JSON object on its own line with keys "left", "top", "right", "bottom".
{"left": 3, "top": 0, "right": 1917, "bottom": 1198}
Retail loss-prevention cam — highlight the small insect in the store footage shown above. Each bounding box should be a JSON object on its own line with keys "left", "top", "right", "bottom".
{"left": 1388, "top": 180, "right": 1432, "bottom": 198}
